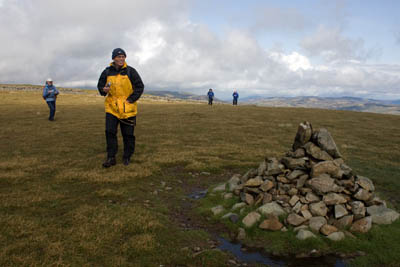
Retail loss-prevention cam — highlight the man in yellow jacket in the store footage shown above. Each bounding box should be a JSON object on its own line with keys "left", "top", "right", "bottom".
{"left": 97, "top": 48, "right": 144, "bottom": 168}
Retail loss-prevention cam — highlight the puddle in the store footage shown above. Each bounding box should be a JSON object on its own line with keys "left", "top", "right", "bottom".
{"left": 188, "top": 189, "right": 208, "bottom": 199}
{"left": 217, "top": 237, "right": 347, "bottom": 267}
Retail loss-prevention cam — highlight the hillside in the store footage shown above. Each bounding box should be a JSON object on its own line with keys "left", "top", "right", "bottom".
{"left": 1, "top": 86, "right": 399, "bottom": 266}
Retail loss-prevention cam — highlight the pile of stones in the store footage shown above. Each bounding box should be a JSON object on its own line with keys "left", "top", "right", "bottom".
{"left": 210, "top": 122, "right": 399, "bottom": 241}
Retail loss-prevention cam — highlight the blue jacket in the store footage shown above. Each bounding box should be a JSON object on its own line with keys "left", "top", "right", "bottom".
{"left": 207, "top": 91, "right": 214, "bottom": 99}
{"left": 43, "top": 85, "right": 59, "bottom": 102}
{"left": 233, "top": 92, "right": 239, "bottom": 99}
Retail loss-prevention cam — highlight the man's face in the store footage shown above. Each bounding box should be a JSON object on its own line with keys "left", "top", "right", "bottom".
{"left": 114, "top": 55, "right": 126, "bottom": 68}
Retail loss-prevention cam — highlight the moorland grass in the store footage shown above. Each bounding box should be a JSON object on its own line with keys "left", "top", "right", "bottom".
{"left": 0, "top": 88, "right": 399, "bottom": 266}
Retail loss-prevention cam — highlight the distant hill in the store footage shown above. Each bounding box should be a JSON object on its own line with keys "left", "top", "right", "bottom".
{"left": 144, "top": 90, "right": 224, "bottom": 102}
{"left": 242, "top": 96, "right": 400, "bottom": 115}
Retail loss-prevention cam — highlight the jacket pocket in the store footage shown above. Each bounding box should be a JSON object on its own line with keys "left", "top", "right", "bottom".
{"left": 124, "top": 101, "right": 136, "bottom": 113}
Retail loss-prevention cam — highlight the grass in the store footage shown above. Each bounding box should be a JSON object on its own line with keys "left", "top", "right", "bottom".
{"left": 0, "top": 87, "right": 399, "bottom": 266}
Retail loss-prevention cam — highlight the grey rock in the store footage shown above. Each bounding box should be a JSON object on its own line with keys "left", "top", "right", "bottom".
{"left": 303, "top": 142, "right": 333, "bottom": 161}
{"left": 289, "top": 195, "right": 300, "bottom": 207}
{"left": 258, "top": 160, "right": 267, "bottom": 176}
{"left": 241, "top": 169, "right": 257, "bottom": 183}
{"left": 245, "top": 176, "right": 263, "bottom": 187}
{"left": 334, "top": 204, "right": 348, "bottom": 219}
{"left": 240, "top": 192, "right": 254, "bottom": 205}
{"left": 229, "top": 214, "right": 240, "bottom": 223}
{"left": 294, "top": 225, "right": 309, "bottom": 232}
{"left": 287, "top": 170, "right": 306, "bottom": 180}
{"left": 308, "top": 174, "right": 340, "bottom": 194}
{"left": 232, "top": 202, "right": 246, "bottom": 211}
{"left": 323, "top": 193, "right": 347, "bottom": 205}
{"left": 260, "top": 180, "right": 274, "bottom": 192}
{"left": 366, "top": 205, "right": 400, "bottom": 225}
{"left": 335, "top": 215, "right": 354, "bottom": 228}
{"left": 257, "top": 201, "right": 286, "bottom": 216}
{"left": 287, "top": 213, "right": 306, "bottom": 226}
{"left": 288, "top": 188, "right": 298, "bottom": 196}
{"left": 354, "top": 188, "right": 372, "bottom": 201}
{"left": 320, "top": 224, "right": 338, "bottom": 236}
{"left": 296, "top": 229, "right": 316, "bottom": 240}
{"left": 211, "top": 205, "right": 224, "bottom": 216}
{"left": 223, "top": 193, "right": 233, "bottom": 199}
{"left": 227, "top": 174, "right": 241, "bottom": 192}
{"left": 305, "top": 192, "right": 321, "bottom": 203}
{"left": 287, "top": 148, "right": 306, "bottom": 158}
{"left": 292, "top": 201, "right": 302, "bottom": 214}
{"left": 296, "top": 174, "right": 309, "bottom": 189}
{"left": 259, "top": 215, "right": 283, "bottom": 231}
{"left": 311, "top": 161, "right": 342, "bottom": 179}
{"left": 309, "top": 216, "right": 327, "bottom": 232}
{"left": 351, "top": 201, "right": 366, "bottom": 219}
{"left": 242, "top": 212, "right": 261, "bottom": 228}
{"left": 356, "top": 176, "right": 375, "bottom": 192}
{"left": 327, "top": 232, "right": 345, "bottom": 241}
{"left": 237, "top": 227, "right": 246, "bottom": 240}
{"left": 263, "top": 193, "right": 273, "bottom": 204}
{"left": 312, "top": 128, "right": 342, "bottom": 158}
{"left": 281, "top": 157, "right": 306, "bottom": 170}
{"left": 266, "top": 157, "right": 284, "bottom": 176}
{"left": 222, "top": 212, "right": 235, "bottom": 219}
{"left": 309, "top": 201, "right": 328, "bottom": 217}
{"left": 350, "top": 216, "right": 372, "bottom": 233}
{"left": 301, "top": 209, "right": 313, "bottom": 220}
{"left": 212, "top": 183, "right": 226, "bottom": 192}
{"left": 292, "top": 121, "right": 313, "bottom": 151}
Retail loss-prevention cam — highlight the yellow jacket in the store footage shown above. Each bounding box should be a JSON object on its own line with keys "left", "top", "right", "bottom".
{"left": 97, "top": 62, "right": 144, "bottom": 119}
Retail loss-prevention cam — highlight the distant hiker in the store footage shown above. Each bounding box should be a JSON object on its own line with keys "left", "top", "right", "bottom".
{"left": 207, "top": 88, "right": 214, "bottom": 105}
{"left": 232, "top": 90, "right": 239, "bottom": 105}
{"left": 97, "top": 48, "right": 144, "bottom": 168}
{"left": 42, "top": 78, "right": 59, "bottom": 121}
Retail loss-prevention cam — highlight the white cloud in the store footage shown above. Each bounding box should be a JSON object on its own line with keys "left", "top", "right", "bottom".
{"left": 0, "top": 0, "right": 399, "bottom": 100}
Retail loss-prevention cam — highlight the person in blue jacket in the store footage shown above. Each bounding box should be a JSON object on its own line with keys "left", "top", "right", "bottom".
{"left": 232, "top": 90, "right": 239, "bottom": 105}
{"left": 42, "top": 78, "right": 59, "bottom": 121}
{"left": 207, "top": 88, "right": 214, "bottom": 105}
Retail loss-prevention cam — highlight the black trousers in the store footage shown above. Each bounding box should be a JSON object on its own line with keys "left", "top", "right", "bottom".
{"left": 208, "top": 98, "right": 213, "bottom": 105}
{"left": 105, "top": 113, "right": 136, "bottom": 159}
{"left": 233, "top": 99, "right": 238, "bottom": 105}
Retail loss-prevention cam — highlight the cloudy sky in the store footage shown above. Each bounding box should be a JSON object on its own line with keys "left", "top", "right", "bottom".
{"left": 0, "top": 0, "right": 399, "bottom": 100}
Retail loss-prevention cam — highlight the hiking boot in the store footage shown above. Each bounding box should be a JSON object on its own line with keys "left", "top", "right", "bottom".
{"left": 102, "top": 157, "right": 116, "bottom": 168}
{"left": 123, "top": 157, "right": 130, "bottom": 166}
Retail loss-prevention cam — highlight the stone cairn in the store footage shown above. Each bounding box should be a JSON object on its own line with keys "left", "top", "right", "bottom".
{"left": 211, "top": 121, "right": 399, "bottom": 241}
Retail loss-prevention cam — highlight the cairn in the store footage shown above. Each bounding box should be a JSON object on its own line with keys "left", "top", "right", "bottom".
{"left": 212, "top": 121, "right": 399, "bottom": 241}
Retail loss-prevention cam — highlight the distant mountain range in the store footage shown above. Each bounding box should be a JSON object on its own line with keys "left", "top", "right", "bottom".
{"left": 240, "top": 96, "right": 400, "bottom": 115}
{"left": 144, "top": 90, "right": 223, "bottom": 102}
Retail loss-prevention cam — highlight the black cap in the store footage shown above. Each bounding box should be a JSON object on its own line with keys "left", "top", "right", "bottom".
{"left": 112, "top": 48, "right": 126, "bottom": 59}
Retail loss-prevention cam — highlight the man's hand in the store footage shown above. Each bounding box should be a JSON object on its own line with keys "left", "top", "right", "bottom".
{"left": 126, "top": 99, "right": 133, "bottom": 104}
{"left": 103, "top": 86, "right": 110, "bottom": 94}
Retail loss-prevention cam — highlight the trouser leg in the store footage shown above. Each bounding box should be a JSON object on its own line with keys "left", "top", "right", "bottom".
{"left": 105, "top": 113, "right": 119, "bottom": 158}
{"left": 120, "top": 117, "right": 136, "bottom": 159}
{"left": 47, "top": 101, "right": 55, "bottom": 120}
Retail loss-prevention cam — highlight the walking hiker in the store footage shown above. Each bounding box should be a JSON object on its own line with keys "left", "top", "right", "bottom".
{"left": 207, "top": 88, "right": 214, "bottom": 105}
{"left": 97, "top": 48, "right": 144, "bottom": 168}
{"left": 232, "top": 90, "right": 239, "bottom": 105}
{"left": 42, "top": 78, "right": 59, "bottom": 121}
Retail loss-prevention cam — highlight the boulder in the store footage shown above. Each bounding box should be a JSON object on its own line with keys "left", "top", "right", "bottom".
{"left": 287, "top": 213, "right": 306, "bottom": 226}
{"left": 287, "top": 170, "right": 306, "bottom": 180}
{"left": 263, "top": 193, "right": 273, "bottom": 204}
{"left": 296, "top": 175, "right": 309, "bottom": 189}
{"left": 308, "top": 174, "right": 341, "bottom": 194}
{"left": 296, "top": 229, "right": 316, "bottom": 240}
{"left": 231, "top": 202, "right": 246, "bottom": 211}
{"left": 323, "top": 193, "right": 347, "bottom": 205}
{"left": 334, "top": 215, "right": 353, "bottom": 228}
{"left": 366, "top": 205, "right": 400, "bottom": 225}
{"left": 292, "top": 201, "right": 302, "bottom": 214}
{"left": 311, "top": 161, "right": 342, "bottom": 179}
{"left": 301, "top": 209, "right": 313, "bottom": 220}
{"left": 289, "top": 195, "right": 300, "bottom": 207}
{"left": 288, "top": 188, "right": 298, "bottom": 196}
{"left": 309, "top": 216, "right": 327, "bottom": 232}
{"left": 356, "top": 176, "right": 375, "bottom": 192}
{"left": 241, "top": 169, "right": 257, "bottom": 183}
{"left": 309, "top": 201, "right": 328, "bottom": 217}
{"left": 312, "top": 128, "right": 342, "bottom": 158}
{"left": 327, "top": 232, "right": 345, "bottom": 241}
{"left": 212, "top": 183, "right": 226, "bottom": 192}
{"left": 242, "top": 212, "right": 261, "bottom": 228}
{"left": 257, "top": 201, "right": 286, "bottom": 216}
{"left": 292, "top": 121, "right": 313, "bottom": 151}
{"left": 237, "top": 227, "right": 246, "bottom": 240}
{"left": 287, "top": 148, "right": 306, "bottom": 158}
{"left": 305, "top": 192, "right": 320, "bottom": 203}
{"left": 350, "top": 216, "right": 372, "bottom": 233}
